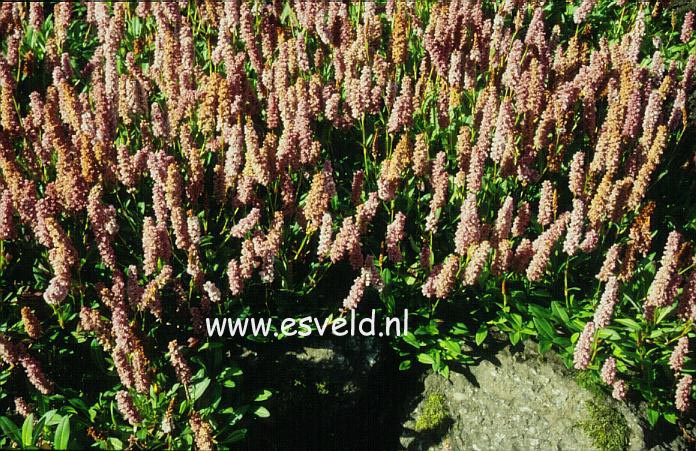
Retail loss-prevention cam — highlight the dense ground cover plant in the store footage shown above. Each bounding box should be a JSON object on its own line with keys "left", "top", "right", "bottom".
{"left": 0, "top": 0, "right": 694, "bottom": 448}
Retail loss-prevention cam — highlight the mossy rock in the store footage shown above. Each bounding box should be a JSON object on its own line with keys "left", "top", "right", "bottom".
{"left": 579, "top": 399, "right": 629, "bottom": 451}
{"left": 414, "top": 393, "right": 449, "bottom": 433}
{"left": 400, "top": 343, "right": 645, "bottom": 450}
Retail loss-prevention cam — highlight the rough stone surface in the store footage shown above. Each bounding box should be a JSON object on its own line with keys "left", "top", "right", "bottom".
{"left": 401, "top": 342, "right": 645, "bottom": 451}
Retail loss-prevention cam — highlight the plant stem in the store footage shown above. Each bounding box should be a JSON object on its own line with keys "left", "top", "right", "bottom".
{"left": 564, "top": 256, "right": 570, "bottom": 309}
{"left": 293, "top": 231, "right": 312, "bottom": 261}
{"left": 499, "top": 278, "right": 508, "bottom": 310}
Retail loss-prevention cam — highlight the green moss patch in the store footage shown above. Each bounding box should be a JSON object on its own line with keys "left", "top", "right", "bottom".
{"left": 575, "top": 371, "right": 605, "bottom": 398}
{"left": 414, "top": 393, "right": 449, "bottom": 433}
{"left": 578, "top": 399, "right": 629, "bottom": 451}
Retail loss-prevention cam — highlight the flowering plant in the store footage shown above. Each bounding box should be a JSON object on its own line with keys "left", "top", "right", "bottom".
{"left": 0, "top": 0, "right": 694, "bottom": 448}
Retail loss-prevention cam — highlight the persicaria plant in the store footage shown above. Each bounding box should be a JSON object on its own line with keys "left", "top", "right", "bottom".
{"left": 0, "top": 0, "right": 694, "bottom": 448}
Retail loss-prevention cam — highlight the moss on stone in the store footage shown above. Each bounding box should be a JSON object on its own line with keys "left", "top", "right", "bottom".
{"left": 579, "top": 399, "right": 629, "bottom": 451}
{"left": 414, "top": 393, "right": 449, "bottom": 433}
{"left": 575, "top": 370, "right": 605, "bottom": 398}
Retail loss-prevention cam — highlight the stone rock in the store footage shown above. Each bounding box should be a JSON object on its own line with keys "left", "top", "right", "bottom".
{"left": 401, "top": 342, "right": 645, "bottom": 450}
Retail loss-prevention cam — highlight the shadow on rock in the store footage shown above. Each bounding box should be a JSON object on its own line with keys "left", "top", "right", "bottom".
{"left": 241, "top": 335, "right": 424, "bottom": 450}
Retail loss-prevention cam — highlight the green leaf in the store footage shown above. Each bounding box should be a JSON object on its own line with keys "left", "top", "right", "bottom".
{"left": 31, "top": 417, "right": 45, "bottom": 445}
{"left": 475, "top": 325, "right": 488, "bottom": 346}
{"left": 402, "top": 332, "right": 421, "bottom": 349}
{"left": 539, "top": 340, "right": 552, "bottom": 354}
{"left": 67, "top": 398, "right": 89, "bottom": 414}
{"left": 440, "top": 339, "right": 461, "bottom": 356}
{"left": 253, "top": 406, "right": 270, "bottom": 418}
{"left": 450, "top": 323, "right": 470, "bottom": 336}
{"left": 382, "top": 268, "right": 392, "bottom": 286}
{"left": 399, "top": 360, "right": 412, "bottom": 370}
{"left": 42, "top": 411, "right": 60, "bottom": 426}
{"left": 0, "top": 416, "right": 20, "bottom": 444}
{"left": 21, "top": 414, "right": 34, "bottom": 447}
{"left": 220, "top": 365, "right": 243, "bottom": 378}
{"left": 510, "top": 331, "right": 521, "bottom": 345}
{"left": 649, "top": 329, "right": 665, "bottom": 339}
{"left": 655, "top": 304, "right": 676, "bottom": 325}
{"left": 528, "top": 304, "right": 551, "bottom": 319}
{"left": 107, "top": 437, "right": 123, "bottom": 450}
{"left": 254, "top": 390, "right": 272, "bottom": 402}
{"left": 417, "top": 353, "right": 435, "bottom": 365}
{"left": 614, "top": 318, "right": 642, "bottom": 331}
{"left": 646, "top": 408, "right": 659, "bottom": 428}
{"left": 54, "top": 415, "right": 70, "bottom": 450}
{"left": 596, "top": 328, "right": 620, "bottom": 341}
{"left": 222, "top": 428, "right": 247, "bottom": 443}
{"left": 280, "top": 1, "right": 296, "bottom": 24}
{"left": 550, "top": 301, "right": 571, "bottom": 326}
{"left": 663, "top": 412, "right": 677, "bottom": 424}
{"left": 191, "top": 378, "right": 211, "bottom": 402}
{"left": 533, "top": 317, "right": 555, "bottom": 339}
{"left": 135, "top": 428, "right": 147, "bottom": 440}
